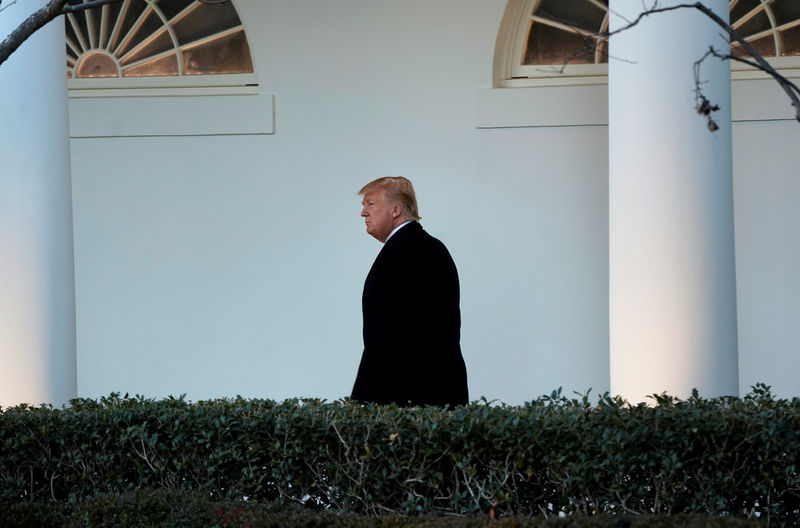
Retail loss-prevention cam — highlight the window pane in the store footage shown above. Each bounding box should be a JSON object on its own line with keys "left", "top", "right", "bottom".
{"left": 730, "top": 0, "right": 762, "bottom": 27}
{"left": 122, "top": 52, "right": 179, "bottom": 76}
{"left": 535, "top": 0, "right": 606, "bottom": 33}
{"left": 736, "top": 11, "right": 771, "bottom": 39}
{"left": 120, "top": 28, "right": 174, "bottom": 66}
{"left": 84, "top": 6, "right": 102, "bottom": 48}
{"left": 173, "top": 2, "right": 241, "bottom": 46}
{"left": 106, "top": 1, "right": 128, "bottom": 50}
{"left": 732, "top": 34, "right": 776, "bottom": 58}
{"left": 66, "top": 13, "right": 89, "bottom": 53}
{"left": 524, "top": 23, "right": 596, "bottom": 65}
{"left": 105, "top": 1, "right": 123, "bottom": 38}
{"left": 118, "top": 9, "right": 164, "bottom": 58}
{"left": 112, "top": 0, "right": 147, "bottom": 52}
{"left": 158, "top": 0, "right": 195, "bottom": 21}
{"left": 181, "top": 30, "right": 254, "bottom": 74}
{"left": 780, "top": 25, "right": 800, "bottom": 56}
{"left": 76, "top": 51, "right": 119, "bottom": 77}
{"left": 771, "top": 0, "right": 800, "bottom": 26}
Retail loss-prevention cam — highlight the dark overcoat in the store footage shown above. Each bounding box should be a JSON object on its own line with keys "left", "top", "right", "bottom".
{"left": 351, "top": 221, "right": 468, "bottom": 406}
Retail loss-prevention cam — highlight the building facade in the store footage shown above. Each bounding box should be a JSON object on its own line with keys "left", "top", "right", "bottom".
{"left": 2, "top": 0, "right": 799, "bottom": 406}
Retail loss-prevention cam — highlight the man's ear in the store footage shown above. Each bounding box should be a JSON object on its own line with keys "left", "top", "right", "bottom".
{"left": 391, "top": 202, "right": 404, "bottom": 218}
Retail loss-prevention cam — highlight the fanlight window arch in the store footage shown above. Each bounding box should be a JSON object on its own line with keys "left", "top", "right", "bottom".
{"left": 497, "top": 0, "right": 800, "bottom": 86}
{"left": 66, "top": 0, "right": 254, "bottom": 79}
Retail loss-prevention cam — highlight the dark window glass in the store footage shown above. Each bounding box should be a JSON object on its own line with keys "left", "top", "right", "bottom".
{"left": 118, "top": 9, "right": 164, "bottom": 58}
{"left": 111, "top": 0, "right": 148, "bottom": 52}
{"left": 525, "top": 23, "right": 596, "bottom": 65}
{"left": 66, "top": 13, "right": 90, "bottom": 51}
{"left": 736, "top": 11, "right": 771, "bottom": 39}
{"left": 732, "top": 34, "right": 776, "bottom": 58}
{"left": 182, "top": 30, "right": 254, "bottom": 75}
{"left": 105, "top": 1, "right": 124, "bottom": 48}
{"left": 120, "top": 28, "right": 173, "bottom": 66}
{"left": 173, "top": 2, "right": 241, "bottom": 46}
{"left": 536, "top": 0, "right": 606, "bottom": 33}
{"left": 122, "top": 52, "right": 179, "bottom": 76}
{"left": 780, "top": 25, "right": 800, "bottom": 56}
{"left": 731, "top": 0, "right": 762, "bottom": 26}
{"left": 158, "top": 0, "right": 195, "bottom": 21}
{"left": 771, "top": 0, "right": 800, "bottom": 27}
{"left": 84, "top": 7, "right": 102, "bottom": 48}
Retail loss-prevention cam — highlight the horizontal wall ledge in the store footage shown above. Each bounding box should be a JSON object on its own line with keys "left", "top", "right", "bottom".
{"left": 474, "top": 85, "right": 608, "bottom": 129}
{"left": 732, "top": 78, "right": 800, "bottom": 122}
{"left": 69, "top": 93, "right": 274, "bottom": 138}
{"left": 478, "top": 77, "right": 799, "bottom": 129}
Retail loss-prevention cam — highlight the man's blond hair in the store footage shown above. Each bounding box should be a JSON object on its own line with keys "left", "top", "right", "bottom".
{"left": 358, "top": 176, "right": 421, "bottom": 221}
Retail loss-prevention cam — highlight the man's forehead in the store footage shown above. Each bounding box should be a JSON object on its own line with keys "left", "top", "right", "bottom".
{"left": 362, "top": 189, "right": 385, "bottom": 203}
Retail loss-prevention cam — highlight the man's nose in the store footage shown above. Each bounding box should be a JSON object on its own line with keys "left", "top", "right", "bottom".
{"left": 361, "top": 207, "right": 367, "bottom": 217}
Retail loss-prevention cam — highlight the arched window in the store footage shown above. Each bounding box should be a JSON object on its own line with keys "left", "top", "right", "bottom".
{"left": 731, "top": 0, "right": 800, "bottom": 58}
{"left": 66, "top": 0, "right": 254, "bottom": 82}
{"left": 495, "top": 0, "right": 800, "bottom": 87}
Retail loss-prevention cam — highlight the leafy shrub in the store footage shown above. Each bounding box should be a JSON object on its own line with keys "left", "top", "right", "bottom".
{"left": 0, "top": 491, "right": 765, "bottom": 528}
{"left": 0, "top": 385, "right": 795, "bottom": 524}
{"left": 69, "top": 488, "right": 216, "bottom": 528}
{"left": 0, "top": 501, "right": 67, "bottom": 528}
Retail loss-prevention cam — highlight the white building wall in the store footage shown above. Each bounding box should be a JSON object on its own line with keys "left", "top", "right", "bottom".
{"left": 70, "top": 0, "right": 610, "bottom": 403}
{"left": 733, "top": 121, "right": 800, "bottom": 398}
{"left": 69, "top": 0, "right": 799, "bottom": 403}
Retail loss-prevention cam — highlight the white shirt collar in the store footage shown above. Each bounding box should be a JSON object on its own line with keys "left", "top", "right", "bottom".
{"left": 385, "top": 220, "right": 413, "bottom": 242}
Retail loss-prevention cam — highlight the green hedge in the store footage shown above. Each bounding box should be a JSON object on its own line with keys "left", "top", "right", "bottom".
{"left": 0, "top": 385, "right": 796, "bottom": 524}
{"left": 0, "top": 490, "right": 764, "bottom": 528}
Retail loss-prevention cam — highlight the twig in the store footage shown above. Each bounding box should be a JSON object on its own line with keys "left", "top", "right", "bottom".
{"left": 0, "top": 0, "right": 21, "bottom": 14}
{"left": 330, "top": 420, "right": 350, "bottom": 452}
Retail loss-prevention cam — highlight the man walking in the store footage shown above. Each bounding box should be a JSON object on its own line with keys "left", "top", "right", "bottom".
{"left": 351, "top": 177, "right": 468, "bottom": 406}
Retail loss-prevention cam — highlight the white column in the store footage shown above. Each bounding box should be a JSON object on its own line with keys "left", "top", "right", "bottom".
{"left": 608, "top": 1, "right": 738, "bottom": 402}
{"left": 0, "top": 2, "right": 77, "bottom": 407}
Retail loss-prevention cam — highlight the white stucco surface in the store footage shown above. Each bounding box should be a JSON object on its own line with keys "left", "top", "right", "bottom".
{"left": 733, "top": 120, "right": 800, "bottom": 398}
{"left": 70, "top": 0, "right": 611, "bottom": 403}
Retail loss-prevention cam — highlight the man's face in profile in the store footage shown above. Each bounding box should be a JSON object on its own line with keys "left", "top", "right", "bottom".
{"left": 361, "top": 189, "right": 396, "bottom": 243}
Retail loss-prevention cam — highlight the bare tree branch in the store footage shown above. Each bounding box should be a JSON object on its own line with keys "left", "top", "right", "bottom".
{"left": 599, "top": 2, "right": 800, "bottom": 124}
{"left": 0, "top": 0, "right": 65, "bottom": 67}
{"left": 0, "top": 0, "right": 121, "bottom": 67}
